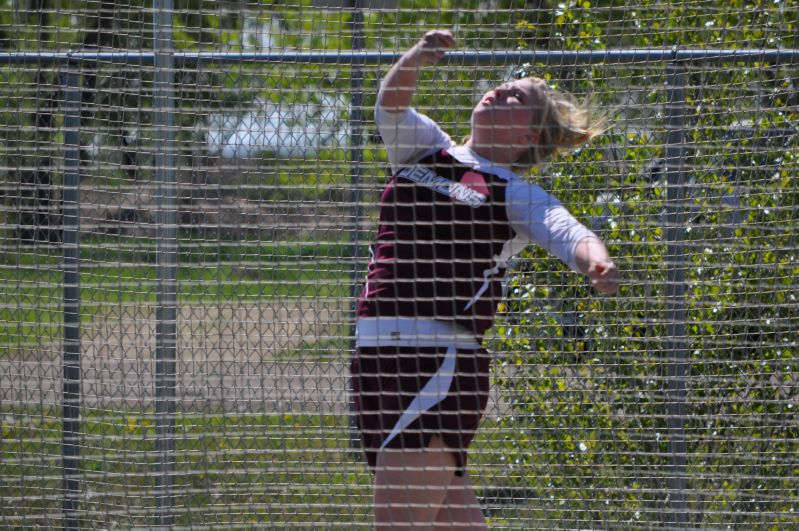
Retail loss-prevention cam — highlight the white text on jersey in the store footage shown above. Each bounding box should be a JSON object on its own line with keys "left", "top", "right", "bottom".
{"left": 396, "top": 165, "right": 487, "bottom": 208}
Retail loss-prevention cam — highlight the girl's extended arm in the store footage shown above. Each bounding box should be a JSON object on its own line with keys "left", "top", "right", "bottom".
{"left": 378, "top": 30, "right": 456, "bottom": 112}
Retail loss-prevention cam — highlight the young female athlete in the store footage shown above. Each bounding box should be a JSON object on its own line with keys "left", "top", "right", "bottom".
{"left": 351, "top": 29, "right": 620, "bottom": 529}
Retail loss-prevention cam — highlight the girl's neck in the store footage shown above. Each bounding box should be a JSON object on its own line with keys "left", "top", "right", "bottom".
{"left": 463, "top": 138, "right": 518, "bottom": 166}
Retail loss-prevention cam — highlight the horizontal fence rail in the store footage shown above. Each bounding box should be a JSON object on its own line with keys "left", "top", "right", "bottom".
{"left": 1, "top": 48, "right": 798, "bottom": 65}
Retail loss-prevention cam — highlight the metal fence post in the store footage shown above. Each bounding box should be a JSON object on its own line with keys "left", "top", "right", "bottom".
{"left": 61, "top": 61, "right": 82, "bottom": 531}
{"left": 347, "top": 0, "right": 365, "bottom": 452}
{"left": 664, "top": 60, "right": 689, "bottom": 528}
{"left": 153, "top": 1, "right": 178, "bottom": 527}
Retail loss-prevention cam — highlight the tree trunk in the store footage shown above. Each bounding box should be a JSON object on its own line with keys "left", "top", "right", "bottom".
{"left": 17, "top": 0, "right": 61, "bottom": 243}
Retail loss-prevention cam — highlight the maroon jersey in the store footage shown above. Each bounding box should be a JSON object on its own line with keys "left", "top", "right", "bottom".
{"left": 357, "top": 150, "right": 516, "bottom": 338}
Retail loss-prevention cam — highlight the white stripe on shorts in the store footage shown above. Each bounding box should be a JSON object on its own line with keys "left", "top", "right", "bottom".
{"left": 379, "top": 345, "right": 457, "bottom": 450}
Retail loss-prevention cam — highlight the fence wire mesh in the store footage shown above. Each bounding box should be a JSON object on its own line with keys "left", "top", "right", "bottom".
{"left": 1, "top": 1, "right": 798, "bottom": 529}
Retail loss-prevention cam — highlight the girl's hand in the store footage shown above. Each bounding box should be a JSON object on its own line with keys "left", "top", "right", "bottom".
{"left": 587, "top": 261, "right": 620, "bottom": 294}
{"left": 409, "top": 30, "right": 456, "bottom": 66}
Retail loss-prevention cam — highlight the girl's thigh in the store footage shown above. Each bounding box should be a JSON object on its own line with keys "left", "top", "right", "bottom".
{"left": 373, "top": 435, "right": 457, "bottom": 528}
{"left": 434, "top": 472, "right": 488, "bottom": 530}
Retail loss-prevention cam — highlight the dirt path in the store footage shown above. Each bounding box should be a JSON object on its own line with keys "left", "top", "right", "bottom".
{"left": 2, "top": 301, "right": 509, "bottom": 415}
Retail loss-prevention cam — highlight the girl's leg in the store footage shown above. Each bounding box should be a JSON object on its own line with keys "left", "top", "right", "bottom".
{"left": 434, "top": 472, "right": 488, "bottom": 530}
{"left": 373, "top": 435, "right": 457, "bottom": 530}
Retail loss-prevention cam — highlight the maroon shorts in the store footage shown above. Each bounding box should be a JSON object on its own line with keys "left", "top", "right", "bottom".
{"left": 350, "top": 344, "right": 490, "bottom": 477}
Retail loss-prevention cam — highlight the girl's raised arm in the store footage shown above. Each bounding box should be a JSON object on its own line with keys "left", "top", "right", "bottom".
{"left": 378, "top": 30, "right": 456, "bottom": 113}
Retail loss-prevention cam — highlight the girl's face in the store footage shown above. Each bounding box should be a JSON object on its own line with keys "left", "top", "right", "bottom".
{"left": 470, "top": 77, "right": 547, "bottom": 157}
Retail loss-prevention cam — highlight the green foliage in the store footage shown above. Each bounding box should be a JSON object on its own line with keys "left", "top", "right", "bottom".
{"left": 484, "top": 22, "right": 799, "bottom": 523}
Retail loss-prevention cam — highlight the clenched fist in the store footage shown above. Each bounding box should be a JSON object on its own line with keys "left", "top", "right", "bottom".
{"left": 408, "top": 29, "right": 456, "bottom": 66}
{"left": 587, "top": 261, "right": 620, "bottom": 294}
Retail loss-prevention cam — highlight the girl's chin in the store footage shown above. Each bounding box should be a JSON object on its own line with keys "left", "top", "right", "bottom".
{"left": 471, "top": 123, "right": 509, "bottom": 138}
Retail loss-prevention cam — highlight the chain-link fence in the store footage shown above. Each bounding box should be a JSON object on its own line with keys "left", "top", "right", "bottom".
{"left": 1, "top": 2, "right": 798, "bottom": 529}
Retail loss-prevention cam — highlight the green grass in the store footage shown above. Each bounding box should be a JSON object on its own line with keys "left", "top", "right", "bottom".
{"left": 1, "top": 409, "right": 374, "bottom": 528}
{"left": 0, "top": 408, "right": 539, "bottom": 528}
{"left": 5, "top": 407, "right": 797, "bottom": 528}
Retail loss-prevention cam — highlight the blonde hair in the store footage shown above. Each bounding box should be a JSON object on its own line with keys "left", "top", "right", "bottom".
{"left": 516, "top": 79, "right": 607, "bottom": 167}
